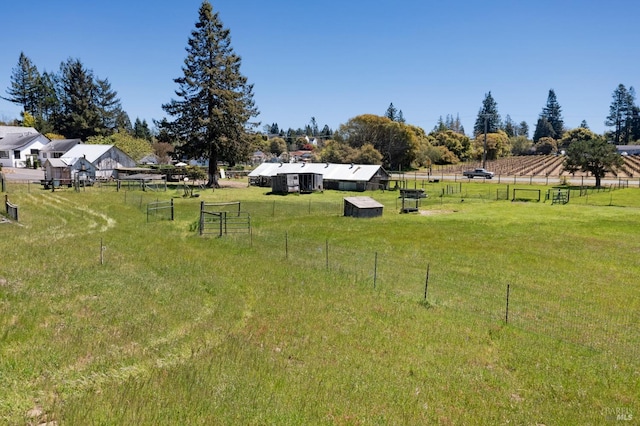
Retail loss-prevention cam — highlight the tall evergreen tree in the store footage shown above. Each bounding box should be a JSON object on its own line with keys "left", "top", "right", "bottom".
{"left": 133, "top": 118, "right": 153, "bottom": 141}
{"left": 94, "top": 77, "right": 127, "bottom": 135}
{"left": 161, "top": 1, "right": 258, "bottom": 187}
{"left": 433, "top": 116, "right": 447, "bottom": 133}
{"left": 3, "top": 52, "right": 41, "bottom": 116}
{"left": 533, "top": 117, "right": 554, "bottom": 142}
{"left": 518, "top": 121, "right": 529, "bottom": 139}
{"left": 543, "top": 89, "right": 564, "bottom": 138}
{"left": 36, "top": 71, "right": 60, "bottom": 129}
{"left": 56, "top": 58, "right": 103, "bottom": 140}
{"left": 114, "top": 109, "right": 133, "bottom": 133}
{"left": 473, "top": 91, "right": 501, "bottom": 135}
{"left": 503, "top": 114, "right": 516, "bottom": 137}
{"left": 605, "top": 84, "right": 636, "bottom": 144}
{"left": 310, "top": 117, "right": 318, "bottom": 136}
{"left": 385, "top": 103, "right": 398, "bottom": 121}
{"left": 629, "top": 104, "right": 640, "bottom": 142}
{"left": 320, "top": 124, "right": 332, "bottom": 138}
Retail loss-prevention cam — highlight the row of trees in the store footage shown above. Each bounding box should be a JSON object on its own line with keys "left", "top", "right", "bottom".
{"left": 3, "top": 53, "right": 169, "bottom": 162}
{"left": 3, "top": 53, "right": 153, "bottom": 140}
{"left": 2, "top": 1, "right": 632, "bottom": 187}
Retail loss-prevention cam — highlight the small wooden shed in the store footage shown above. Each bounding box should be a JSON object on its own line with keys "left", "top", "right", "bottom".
{"left": 43, "top": 157, "right": 96, "bottom": 187}
{"left": 344, "top": 196, "right": 384, "bottom": 218}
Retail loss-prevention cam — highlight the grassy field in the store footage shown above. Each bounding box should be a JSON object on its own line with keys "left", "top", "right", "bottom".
{"left": 1, "top": 179, "right": 638, "bottom": 424}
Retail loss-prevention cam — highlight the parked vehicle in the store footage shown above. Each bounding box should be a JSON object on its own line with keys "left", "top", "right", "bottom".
{"left": 462, "top": 168, "right": 494, "bottom": 179}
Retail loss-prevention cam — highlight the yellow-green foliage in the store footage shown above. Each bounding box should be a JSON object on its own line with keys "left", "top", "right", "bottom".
{"left": 473, "top": 130, "right": 511, "bottom": 160}
{"left": 88, "top": 133, "right": 152, "bottom": 161}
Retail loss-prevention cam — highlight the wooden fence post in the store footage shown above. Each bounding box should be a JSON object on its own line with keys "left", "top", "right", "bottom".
{"left": 505, "top": 284, "right": 510, "bottom": 324}
{"left": 373, "top": 252, "right": 378, "bottom": 288}
{"left": 424, "top": 263, "right": 430, "bottom": 300}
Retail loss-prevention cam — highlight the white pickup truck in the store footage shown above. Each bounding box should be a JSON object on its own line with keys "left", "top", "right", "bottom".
{"left": 462, "top": 168, "right": 494, "bottom": 179}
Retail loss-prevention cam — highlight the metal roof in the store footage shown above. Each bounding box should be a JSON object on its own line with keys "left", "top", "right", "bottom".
{"left": 41, "top": 139, "right": 82, "bottom": 153}
{"left": 0, "top": 133, "right": 48, "bottom": 150}
{"left": 0, "top": 126, "right": 38, "bottom": 139}
{"left": 344, "top": 196, "right": 384, "bottom": 209}
{"left": 45, "top": 158, "right": 70, "bottom": 168}
{"left": 249, "top": 162, "right": 387, "bottom": 182}
{"left": 61, "top": 144, "right": 115, "bottom": 163}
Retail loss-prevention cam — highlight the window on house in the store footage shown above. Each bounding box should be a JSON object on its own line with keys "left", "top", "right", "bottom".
{"left": 30, "top": 149, "right": 39, "bottom": 155}
{"left": 0, "top": 151, "right": 9, "bottom": 159}
{"left": 14, "top": 150, "right": 20, "bottom": 158}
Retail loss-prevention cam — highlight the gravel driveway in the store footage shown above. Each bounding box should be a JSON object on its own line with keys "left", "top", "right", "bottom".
{"left": 1, "top": 167, "right": 45, "bottom": 182}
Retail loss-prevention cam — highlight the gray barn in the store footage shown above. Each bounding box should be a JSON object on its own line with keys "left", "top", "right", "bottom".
{"left": 344, "top": 196, "right": 384, "bottom": 218}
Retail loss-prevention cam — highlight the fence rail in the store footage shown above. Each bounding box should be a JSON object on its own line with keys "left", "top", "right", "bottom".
{"left": 199, "top": 201, "right": 250, "bottom": 237}
{"left": 147, "top": 199, "right": 174, "bottom": 222}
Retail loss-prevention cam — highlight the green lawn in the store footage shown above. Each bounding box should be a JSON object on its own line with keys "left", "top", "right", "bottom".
{"left": 1, "top": 181, "right": 638, "bottom": 424}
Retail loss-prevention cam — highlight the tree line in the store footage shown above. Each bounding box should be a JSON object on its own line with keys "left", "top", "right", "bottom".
{"left": 2, "top": 1, "right": 635, "bottom": 186}
{"left": 1, "top": 52, "right": 171, "bottom": 162}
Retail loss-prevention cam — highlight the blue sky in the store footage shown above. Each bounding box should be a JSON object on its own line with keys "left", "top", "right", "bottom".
{"left": 1, "top": 0, "right": 638, "bottom": 137}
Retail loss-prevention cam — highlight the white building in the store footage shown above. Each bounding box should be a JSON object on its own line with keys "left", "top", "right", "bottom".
{"left": 0, "top": 132, "right": 50, "bottom": 168}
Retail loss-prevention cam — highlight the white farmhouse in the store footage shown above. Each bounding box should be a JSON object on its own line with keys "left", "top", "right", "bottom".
{"left": 0, "top": 132, "right": 50, "bottom": 168}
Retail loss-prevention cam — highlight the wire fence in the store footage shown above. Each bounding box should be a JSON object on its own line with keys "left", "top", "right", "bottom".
{"left": 230, "top": 227, "right": 639, "bottom": 365}
{"left": 2, "top": 178, "right": 637, "bottom": 365}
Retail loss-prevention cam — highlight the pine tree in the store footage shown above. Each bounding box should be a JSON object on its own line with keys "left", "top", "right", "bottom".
{"left": 56, "top": 58, "right": 103, "bottom": 140}
{"left": 161, "top": 1, "right": 258, "bottom": 187}
{"left": 3, "top": 52, "right": 41, "bottom": 115}
{"left": 320, "top": 124, "right": 332, "bottom": 138}
{"left": 605, "top": 84, "right": 636, "bottom": 145}
{"left": 503, "top": 115, "right": 515, "bottom": 137}
{"left": 543, "top": 89, "right": 564, "bottom": 138}
{"left": 36, "top": 71, "right": 60, "bottom": 131}
{"left": 629, "top": 105, "right": 640, "bottom": 142}
{"left": 533, "top": 118, "right": 554, "bottom": 143}
{"left": 473, "top": 92, "right": 501, "bottom": 135}
{"left": 433, "top": 116, "right": 447, "bottom": 133}
{"left": 95, "top": 77, "right": 126, "bottom": 135}
{"left": 385, "top": 103, "right": 398, "bottom": 121}
{"left": 134, "top": 118, "right": 153, "bottom": 141}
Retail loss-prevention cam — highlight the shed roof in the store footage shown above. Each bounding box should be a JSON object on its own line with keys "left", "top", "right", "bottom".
{"left": 46, "top": 158, "right": 70, "bottom": 168}
{"left": 249, "top": 163, "right": 387, "bottom": 182}
{"left": 344, "top": 196, "right": 384, "bottom": 209}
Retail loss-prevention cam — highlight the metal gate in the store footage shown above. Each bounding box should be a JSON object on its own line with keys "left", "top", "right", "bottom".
{"left": 199, "top": 203, "right": 250, "bottom": 237}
